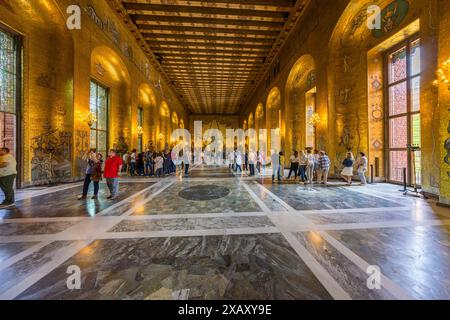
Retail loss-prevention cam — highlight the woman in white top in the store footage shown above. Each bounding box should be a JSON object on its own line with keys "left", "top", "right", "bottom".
{"left": 287, "top": 150, "right": 299, "bottom": 180}
{"left": 298, "top": 150, "right": 309, "bottom": 183}
{"left": 235, "top": 151, "right": 243, "bottom": 173}
{"left": 305, "top": 149, "right": 315, "bottom": 184}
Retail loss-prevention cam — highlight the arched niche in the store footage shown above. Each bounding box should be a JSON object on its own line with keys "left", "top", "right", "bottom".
{"left": 329, "top": 0, "right": 421, "bottom": 180}
{"left": 285, "top": 54, "right": 317, "bottom": 153}
{"left": 172, "top": 112, "right": 179, "bottom": 128}
{"left": 255, "top": 103, "right": 264, "bottom": 150}
{"left": 158, "top": 101, "right": 170, "bottom": 149}
{"left": 266, "top": 87, "right": 281, "bottom": 154}
{"left": 138, "top": 83, "right": 157, "bottom": 150}
{"left": 248, "top": 113, "right": 254, "bottom": 129}
{"left": 90, "top": 45, "right": 131, "bottom": 155}
{"left": 17, "top": 0, "right": 76, "bottom": 185}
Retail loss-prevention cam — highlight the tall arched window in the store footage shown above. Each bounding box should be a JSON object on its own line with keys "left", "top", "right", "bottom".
{"left": 386, "top": 36, "right": 421, "bottom": 185}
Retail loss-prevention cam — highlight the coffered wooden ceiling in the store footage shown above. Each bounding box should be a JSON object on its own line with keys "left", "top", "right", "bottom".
{"left": 113, "top": 0, "right": 310, "bottom": 114}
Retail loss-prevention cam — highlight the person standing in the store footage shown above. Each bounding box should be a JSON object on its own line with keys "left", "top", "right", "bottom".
{"left": 79, "top": 149, "right": 97, "bottom": 200}
{"left": 341, "top": 152, "right": 355, "bottom": 185}
{"left": 256, "top": 150, "right": 261, "bottom": 174}
{"left": 298, "top": 150, "right": 309, "bottom": 183}
{"left": 306, "top": 149, "right": 315, "bottom": 184}
{"left": 103, "top": 149, "right": 123, "bottom": 200}
{"left": 313, "top": 150, "right": 320, "bottom": 183}
{"left": 271, "top": 150, "right": 280, "bottom": 182}
{"left": 137, "top": 152, "right": 145, "bottom": 176}
{"left": 235, "top": 150, "right": 243, "bottom": 173}
{"left": 155, "top": 153, "right": 164, "bottom": 177}
{"left": 183, "top": 149, "right": 191, "bottom": 175}
{"left": 122, "top": 152, "right": 129, "bottom": 174}
{"left": 91, "top": 153, "right": 104, "bottom": 199}
{"left": 144, "top": 149, "right": 153, "bottom": 176}
{"left": 287, "top": 150, "right": 299, "bottom": 180}
{"left": 130, "top": 149, "right": 137, "bottom": 176}
{"left": 279, "top": 151, "right": 285, "bottom": 179}
{"left": 0, "top": 148, "right": 17, "bottom": 208}
{"left": 356, "top": 152, "right": 368, "bottom": 185}
{"left": 244, "top": 150, "right": 249, "bottom": 172}
{"left": 248, "top": 150, "right": 256, "bottom": 176}
{"left": 258, "top": 151, "right": 266, "bottom": 176}
{"left": 318, "top": 151, "right": 331, "bottom": 185}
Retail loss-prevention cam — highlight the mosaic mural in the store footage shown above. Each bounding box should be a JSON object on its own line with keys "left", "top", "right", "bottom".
{"left": 31, "top": 123, "right": 72, "bottom": 184}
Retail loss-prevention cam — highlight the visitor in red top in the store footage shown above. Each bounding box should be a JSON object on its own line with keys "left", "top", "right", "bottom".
{"left": 104, "top": 149, "right": 123, "bottom": 200}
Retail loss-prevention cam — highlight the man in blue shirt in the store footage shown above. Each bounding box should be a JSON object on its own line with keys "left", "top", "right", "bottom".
{"left": 318, "top": 151, "right": 331, "bottom": 185}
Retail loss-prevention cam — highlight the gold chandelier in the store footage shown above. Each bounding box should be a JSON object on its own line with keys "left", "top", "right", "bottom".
{"left": 433, "top": 58, "right": 450, "bottom": 88}
{"left": 308, "top": 112, "right": 321, "bottom": 127}
{"left": 81, "top": 111, "right": 97, "bottom": 127}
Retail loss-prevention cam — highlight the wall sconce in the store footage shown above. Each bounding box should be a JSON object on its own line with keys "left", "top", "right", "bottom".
{"left": 309, "top": 112, "right": 321, "bottom": 127}
{"left": 136, "top": 126, "right": 144, "bottom": 136}
{"left": 158, "top": 133, "right": 164, "bottom": 141}
{"left": 81, "top": 111, "right": 97, "bottom": 127}
{"left": 433, "top": 58, "right": 450, "bottom": 89}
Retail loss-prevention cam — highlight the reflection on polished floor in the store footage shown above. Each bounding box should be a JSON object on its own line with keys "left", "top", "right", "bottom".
{"left": 0, "top": 165, "right": 449, "bottom": 300}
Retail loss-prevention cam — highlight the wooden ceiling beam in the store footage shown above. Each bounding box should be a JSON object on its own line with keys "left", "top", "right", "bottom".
{"left": 154, "top": 48, "right": 268, "bottom": 55}
{"left": 123, "top": 3, "right": 289, "bottom": 19}
{"left": 162, "top": 60, "right": 264, "bottom": 66}
{"left": 143, "top": 33, "right": 275, "bottom": 44}
{"left": 137, "top": 24, "right": 281, "bottom": 36}
{"left": 126, "top": 0, "right": 295, "bottom": 9}
{"left": 160, "top": 54, "right": 264, "bottom": 61}
{"left": 130, "top": 15, "right": 284, "bottom": 28}
{"left": 148, "top": 41, "right": 272, "bottom": 50}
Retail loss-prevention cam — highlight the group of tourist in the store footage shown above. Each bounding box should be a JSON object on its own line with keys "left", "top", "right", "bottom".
{"left": 78, "top": 146, "right": 191, "bottom": 201}
{"left": 78, "top": 148, "right": 123, "bottom": 200}
{"left": 0, "top": 145, "right": 370, "bottom": 205}
{"left": 283, "top": 149, "right": 368, "bottom": 185}
{"left": 228, "top": 148, "right": 368, "bottom": 185}
{"left": 227, "top": 150, "right": 267, "bottom": 177}
{"left": 121, "top": 149, "right": 181, "bottom": 178}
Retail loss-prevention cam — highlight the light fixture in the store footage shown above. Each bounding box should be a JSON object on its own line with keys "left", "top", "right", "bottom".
{"left": 158, "top": 133, "right": 164, "bottom": 140}
{"left": 81, "top": 111, "right": 97, "bottom": 127}
{"left": 136, "top": 126, "right": 143, "bottom": 136}
{"left": 433, "top": 58, "right": 450, "bottom": 89}
{"left": 309, "top": 112, "right": 321, "bottom": 127}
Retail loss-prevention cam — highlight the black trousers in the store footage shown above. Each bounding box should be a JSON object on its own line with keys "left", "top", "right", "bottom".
{"left": 82, "top": 174, "right": 92, "bottom": 196}
{"left": 288, "top": 163, "right": 299, "bottom": 179}
{"left": 184, "top": 164, "right": 190, "bottom": 174}
{"left": 0, "top": 174, "right": 16, "bottom": 204}
{"left": 249, "top": 164, "right": 255, "bottom": 176}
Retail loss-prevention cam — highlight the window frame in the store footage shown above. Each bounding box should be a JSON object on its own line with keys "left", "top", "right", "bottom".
{"left": 384, "top": 34, "right": 421, "bottom": 185}
{"left": 89, "top": 79, "right": 109, "bottom": 155}
{"left": 0, "top": 24, "right": 22, "bottom": 187}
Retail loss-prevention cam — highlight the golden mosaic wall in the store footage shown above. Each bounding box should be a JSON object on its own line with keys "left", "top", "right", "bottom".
{"left": 0, "top": 0, "right": 188, "bottom": 187}
{"left": 241, "top": 0, "right": 447, "bottom": 203}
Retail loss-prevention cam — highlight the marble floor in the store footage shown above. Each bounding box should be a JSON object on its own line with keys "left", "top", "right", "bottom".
{"left": 0, "top": 165, "right": 449, "bottom": 300}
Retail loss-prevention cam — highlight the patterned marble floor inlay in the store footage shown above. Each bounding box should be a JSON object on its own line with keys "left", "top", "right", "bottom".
{"left": 134, "top": 180, "right": 261, "bottom": 215}
{"left": 17, "top": 234, "right": 332, "bottom": 300}
{"left": 0, "top": 182, "right": 155, "bottom": 219}
{"left": 327, "top": 225, "right": 450, "bottom": 299}
{"left": 258, "top": 182, "right": 401, "bottom": 211}
{"left": 178, "top": 185, "right": 230, "bottom": 201}
{"left": 0, "top": 221, "right": 79, "bottom": 236}
{"left": 0, "top": 165, "right": 449, "bottom": 300}
{"left": 109, "top": 216, "right": 275, "bottom": 232}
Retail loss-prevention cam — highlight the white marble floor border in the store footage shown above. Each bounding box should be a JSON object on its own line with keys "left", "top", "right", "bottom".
{"left": 253, "top": 181, "right": 414, "bottom": 300}
{"left": 0, "top": 176, "right": 180, "bottom": 300}
{"left": 242, "top": 181, "right": 351, "bottom": 300}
